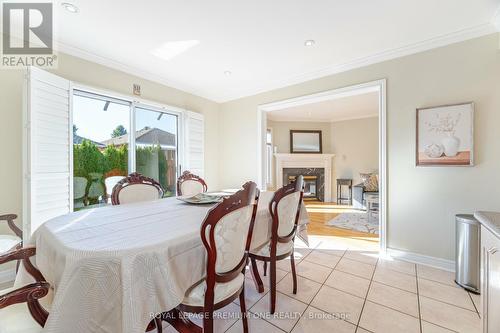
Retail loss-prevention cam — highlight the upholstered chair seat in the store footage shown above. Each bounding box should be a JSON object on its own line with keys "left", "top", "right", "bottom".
{"left": 250, "top": 240, "right": 294, "bottom": 258}
{"left": 0, "top": 247, "right": 52, "bottom": 333}
{"left": 163, "top": 182, "right": 259, "bottom": 333}
{"left": 182, "top": 273, "right": 245, "bottom": 307}
{"left": 0, "top": 214, "right": 23, "bottom": 271}
{"left": 0, "top": 235, "right": 22, "bottom": 254}
{"left": 248, "top": 176, "right": 304, "bottom": 314}
{"left": 0, "top": 286, "right": 53, "bottom": 333}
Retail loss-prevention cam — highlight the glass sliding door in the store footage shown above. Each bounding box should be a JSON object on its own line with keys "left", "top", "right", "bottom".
{"left": 134, "top": 106, "right": 179, "bottom": 197}
{"left": 72, "top": 90, "right": 131, "bottom": 209}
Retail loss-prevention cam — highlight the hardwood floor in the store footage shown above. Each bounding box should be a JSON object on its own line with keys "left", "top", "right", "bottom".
{"left": 305, "top": 200, "right": 378, "bottom": 243}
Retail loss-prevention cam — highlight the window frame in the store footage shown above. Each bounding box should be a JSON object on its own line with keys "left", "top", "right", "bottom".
{"left": 71, "top": 83, "right": 186, "bottom": 209}
{"left": 265, "top": 127, "right": 273, "bottom": 187}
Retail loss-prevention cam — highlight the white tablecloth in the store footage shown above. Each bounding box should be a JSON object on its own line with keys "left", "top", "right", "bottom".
{"left": 17, "top": 192, "right": 309, "bottom": 333}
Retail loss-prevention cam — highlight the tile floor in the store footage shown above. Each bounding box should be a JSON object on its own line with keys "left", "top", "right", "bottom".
{"left": 0, "top": 234, "right": 480, "bottom": 333}
{"left": 162, "top": 235, "right": 481, "bottom": 333}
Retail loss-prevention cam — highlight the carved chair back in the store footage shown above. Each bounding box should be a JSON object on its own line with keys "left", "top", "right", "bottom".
{"left": 0, "top": 214, "right": 22, "bottom": 240}
{"left": 177, "top": 171, "right": 208, "bottom": 196}
{"left": 111, "top": 172, "right": 164, "bottom": 205}
{"left": 0, "top": 246, "right": 50, "bottom": 328}
{"left": 200, "top": 182, "right": 259, "bottom": 303}
{"left": 269, "top": 175, "right": 304, "bottom": 245}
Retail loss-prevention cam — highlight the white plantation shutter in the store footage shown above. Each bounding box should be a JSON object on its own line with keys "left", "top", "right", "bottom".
{"left": 183, "top": 111, "right": 204, "bottom": 177}
{"left": 23, "top": 67, "right": 72, "bottom": 237}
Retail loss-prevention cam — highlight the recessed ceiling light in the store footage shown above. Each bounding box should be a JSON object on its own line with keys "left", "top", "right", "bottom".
{"left": 61, "top": 2, "right": 79, "bottom": 13}
{"left": 224, "top": 70, "right": 232, "bottom": 76}
{"left": 304, "top": 40, "right": 315, "bottom": 47}
{"left": 151, "top": 40, "right": 200, "bottom": 61}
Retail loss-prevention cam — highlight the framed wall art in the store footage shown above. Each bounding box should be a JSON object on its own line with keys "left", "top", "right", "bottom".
{"left": 290, "top": 130, "right": 322, "bottom": 154}
{"left": 416, "top": 102, "right": 474, "bottom": 166}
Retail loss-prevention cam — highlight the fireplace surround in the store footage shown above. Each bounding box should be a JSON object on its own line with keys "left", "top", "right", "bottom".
{"left": 275, "top": 153, "right": 335, "bottom": 202}
{"left": 286, "top": 170, "right": 325, "bottom": 201}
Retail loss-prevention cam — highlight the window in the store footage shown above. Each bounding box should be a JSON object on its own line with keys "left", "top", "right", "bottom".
{"left": 25, "top": 68, "right": 204, "bottom": 234}
{"left": 72, "top": 91, "right": 131, "bottom": 208}
{"left": 135, "top": 106, "right": 178, "bottom": 196}
{"left": 266, "top": 128, "right": 273, "bottom": 187}
{"left": 72, "top": 90, "right": 180, "bottom": 210}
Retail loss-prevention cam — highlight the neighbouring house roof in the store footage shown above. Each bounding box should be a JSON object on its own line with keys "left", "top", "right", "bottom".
{"left": 100, "top": 127, "right": 176, "bottom": 148}
{"left": 74, "top": 134, "right": 106, "bottom": 148}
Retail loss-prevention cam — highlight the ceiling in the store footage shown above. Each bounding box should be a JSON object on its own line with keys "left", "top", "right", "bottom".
{"left": 267, "top": 91, "right": 378, "bottom": 122}
{"left": 50, "top": 0, "right": 500, "bottom": 102}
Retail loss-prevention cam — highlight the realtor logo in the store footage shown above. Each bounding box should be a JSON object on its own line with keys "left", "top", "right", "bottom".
{"left": 1, "top": 1, "right": 57, "bottom": 68}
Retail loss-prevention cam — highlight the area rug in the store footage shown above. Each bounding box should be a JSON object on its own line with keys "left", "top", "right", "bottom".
{"left": 326, "top": 211, "right": 379, "bottom": 234}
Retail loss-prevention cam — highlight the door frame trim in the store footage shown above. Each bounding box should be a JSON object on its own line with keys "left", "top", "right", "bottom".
{"left": 256, "top": 79, "right": 388, "bottom": 253}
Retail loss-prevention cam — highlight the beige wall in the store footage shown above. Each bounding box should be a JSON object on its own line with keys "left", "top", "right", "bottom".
{"left": 1, "top": 33, "right": 499, "bottom": 264}
{"left": 267, "top": 120, "right": 332, "bottom": 154}
{"left": 331, "top": 117, "right": 379, "bottom": 186}
{"left": 220, "top": 33, "right": 500, "bottom": 261}
{"left": 0, "top": 52, "right": 220, "bottom": 234}
{"left": 267, "top": 118, "right": 378, "bottom": 191}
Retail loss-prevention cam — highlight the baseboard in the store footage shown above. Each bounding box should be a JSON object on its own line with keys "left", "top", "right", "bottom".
{"left": 387, "top": 248, "right": 455, "bottom": 272}
{"left": 0, "top": 267, "right": 16, "bottom": 284}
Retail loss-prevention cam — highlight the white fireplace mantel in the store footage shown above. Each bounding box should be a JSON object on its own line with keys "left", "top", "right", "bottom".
{"left": 275, "top": 153, "right": 335, "bottom": 202}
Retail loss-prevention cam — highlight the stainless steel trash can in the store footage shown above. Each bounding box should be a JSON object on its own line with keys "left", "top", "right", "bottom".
{"left": 455, "top": 214, "right": 480, "bottom": 294}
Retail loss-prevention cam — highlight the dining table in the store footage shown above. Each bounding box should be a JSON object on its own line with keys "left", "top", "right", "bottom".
{"left": 16, "top": 191, "right": 309, "bottom": 333}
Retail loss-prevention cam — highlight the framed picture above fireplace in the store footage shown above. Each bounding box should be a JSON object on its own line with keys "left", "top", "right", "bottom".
{"left": 290, "top": 130, "right": 323, "bottom": 154}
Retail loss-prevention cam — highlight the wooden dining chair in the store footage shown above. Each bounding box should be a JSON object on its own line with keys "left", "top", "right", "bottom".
{"left": 0, "top": 246, "right": 163, "bottom": 333}
{"left": 0, "top": 246, "right": 52, "bottom": 333}
{"left": 249, "top": 175, "right": 304, "bottom": 314}
{"left": 176, "top": 171, "right": 208, "bottom": 196}
{"left": 164, "top": 182, "right": 260, "bottom": 333}
{"left": 0, "top": 214, "right": 23, "bottom": 271}
{"left": 111, "top": 172, "right": 164, "bottom": 205}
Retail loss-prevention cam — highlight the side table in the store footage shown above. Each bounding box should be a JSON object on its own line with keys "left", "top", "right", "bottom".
{"left": 336, "top": 178, "right": 352, "bottom": 205}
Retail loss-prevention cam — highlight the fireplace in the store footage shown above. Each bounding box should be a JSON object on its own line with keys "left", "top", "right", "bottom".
{"left": 284, "top": 168, "right": 325, "bottom": 201}
{"left": 288, "top": 175, "right": 320, "bottom": 200}
{"left": 275, "top": 154, "right": 334, "bottom": 202}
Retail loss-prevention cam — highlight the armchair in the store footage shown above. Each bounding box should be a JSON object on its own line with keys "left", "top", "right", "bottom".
{"left": 352, "top": 183, "right": 378, "bottom": 210}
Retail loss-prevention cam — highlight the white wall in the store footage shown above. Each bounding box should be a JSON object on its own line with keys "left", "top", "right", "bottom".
{"left": 219, "top": 33, "right": 500, "bottom": 261}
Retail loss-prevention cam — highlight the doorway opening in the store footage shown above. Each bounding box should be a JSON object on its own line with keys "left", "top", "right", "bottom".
{"left": 257, "top": 80, "right": 387, "bottom": 253}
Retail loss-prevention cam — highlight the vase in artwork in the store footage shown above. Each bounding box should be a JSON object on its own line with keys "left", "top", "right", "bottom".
{"left": 441, "top": 132, "right": 460, "bottom": 157}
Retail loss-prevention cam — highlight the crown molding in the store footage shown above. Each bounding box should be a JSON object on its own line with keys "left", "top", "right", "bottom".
{"left": 55, "top": 41, "right": 218, "bottom": 102}
{"left": 268, "top": 113, "right": 379, "bottom": 123}
{"left": 56, "top": 22, "right": 496, "bottom": 103}
{"left": 220, "top": 23, "right": 496, "bottom": 102}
